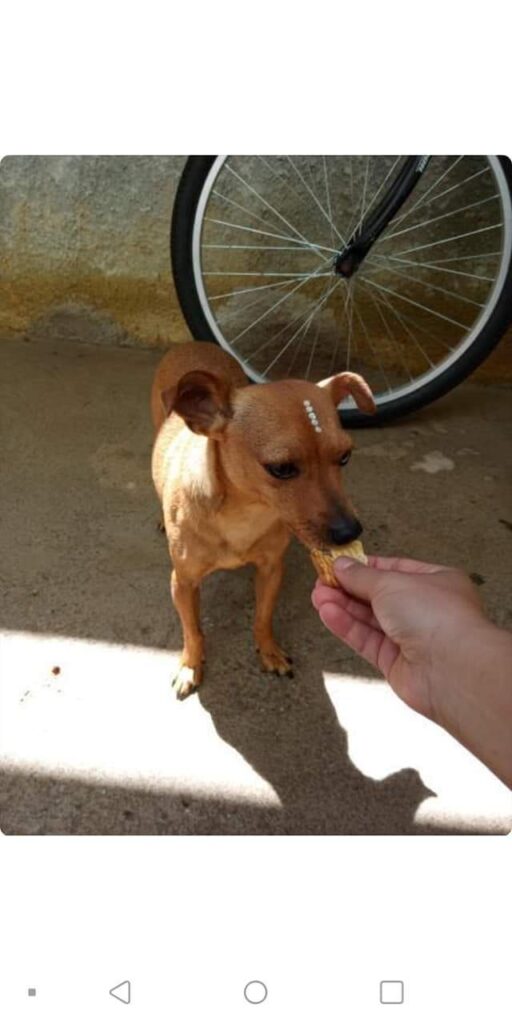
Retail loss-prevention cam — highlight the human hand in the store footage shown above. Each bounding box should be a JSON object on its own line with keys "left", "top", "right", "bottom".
{"left": 312, "top": 555, "right": 488, "bottom": 725}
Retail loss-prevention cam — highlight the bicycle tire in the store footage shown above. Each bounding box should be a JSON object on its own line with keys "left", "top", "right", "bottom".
{"left": 171, "top": 156, "right": 512, "bottom": 426}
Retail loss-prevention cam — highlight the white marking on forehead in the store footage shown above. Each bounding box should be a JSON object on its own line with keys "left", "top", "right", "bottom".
{"left": 303, "top": 399, "right": 322, "bottom": 433}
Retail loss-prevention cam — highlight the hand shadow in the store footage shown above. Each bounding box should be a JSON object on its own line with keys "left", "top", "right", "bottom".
{"left": 197, "top": 549, "right": 439, "bottom": 836}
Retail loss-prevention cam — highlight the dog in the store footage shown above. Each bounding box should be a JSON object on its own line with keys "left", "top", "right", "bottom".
{"left": 151, "top": 342, "right": 375, "bottom": 698}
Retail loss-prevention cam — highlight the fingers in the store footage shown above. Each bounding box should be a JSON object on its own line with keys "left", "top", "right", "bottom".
{"left": 329, "top": 558, "right": 384, "bottom": 601}
{"left": 312, "top": 581, "right": 381, "bottom": 630}
{"left": 318, "top": 601, "right": 400, "bottom": 677}
{"left": 321, "top": 553, "right": 450, "bottom": 603}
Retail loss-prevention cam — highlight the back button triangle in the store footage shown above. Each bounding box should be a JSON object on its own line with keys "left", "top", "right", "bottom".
{"left": 109, "top": 980, "right": 131, "bottom": 1004}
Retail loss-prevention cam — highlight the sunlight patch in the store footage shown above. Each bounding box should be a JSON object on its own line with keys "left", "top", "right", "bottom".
{"left": 323, "top": 672, "right": 511, "bottom": 833}
{"left": 0, "top": 629, "right": 280, "bottom": 807}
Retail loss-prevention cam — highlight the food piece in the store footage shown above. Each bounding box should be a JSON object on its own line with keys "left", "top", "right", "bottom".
{"left": 310, "top": 539, "right": 368, "bottom": 586}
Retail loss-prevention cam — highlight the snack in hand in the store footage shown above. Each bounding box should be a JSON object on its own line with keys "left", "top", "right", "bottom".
{"left": 310, "top": 539, "right": 368, "bottom": 587}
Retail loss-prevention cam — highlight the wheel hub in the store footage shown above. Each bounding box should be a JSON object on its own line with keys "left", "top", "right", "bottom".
{"left": 334, "top": 238, "right": 372, "bottom": 278}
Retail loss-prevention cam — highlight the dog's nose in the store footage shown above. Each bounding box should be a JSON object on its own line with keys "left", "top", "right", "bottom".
{"left": 327, "top": 516, "right": 363, "bottom": 546}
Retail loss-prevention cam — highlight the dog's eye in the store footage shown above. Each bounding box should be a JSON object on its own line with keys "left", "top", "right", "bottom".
{"left": 264, "top": 462, "right": 300, "bottom": 480}
{"left": 339, "top": 451, "right": 352, "bottom": 466}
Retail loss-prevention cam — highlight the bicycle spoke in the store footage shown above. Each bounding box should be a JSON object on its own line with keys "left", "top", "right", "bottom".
{"left": 405, "top": 250, "right": 501, "bottom": 265}
{"left": 346, "top": 282, "right": 354, "bottom": 370}
{"left": 389, "top": 222, "right": 503, "bottom": 258}
{"left": 305, "top": 318, "right": 323, "bottom": 380}
{"left": 285, "top": 316, "right": 314, "bottom": 376}
{"left": 204, "top": 271, "right": 332, "bottom": 278}
{"left": 257, "top": 155, "right": 307, "bottom": 206}
{"left": 367, "top": 252, "right": 494, "bottom": 282}
{"left": 358, "top": 156, "right": 371, "bottom": 231}
{"left": 286, "top": 156, "right": 347, "bottom": 246}
{"left": 348, "top": 282, "right": 356, "bottom": 370}
{"left": 404, "top": 165, "right": 491, "bottom": 216}
{"left": 383, "top": 304, "right": 454, "bottom": 350}
{"left": 323, "top": 156, "right": 336, "bottom": 250}
{"left": 352, "top": 155, "right": 402, "bottom": 238}
{"left": 247, "top": 281, "right": 333, "bottom": 359}
{"left": 204, "top": 244, "right": 317, "bottom": 251}
{"left": 328, "top": 280, "right": 353, "bottom": 374}
{"left": 205, "top": 216, "right": 338, "bottom": 255}
{"left": 360, "top": 280, "right": 434, "bottom": 369}
{"left": 262, "top": 280, "right": 339, "bottom": 375}
{"left": 366, "top": 292, "right": 456, "bottom": 355}
{"left": 364, "top": 260, "right": 484, "bottom": 308}
{"left": 385, "top": 306, "right": 454, "bottom": 351}
{"left": 359, "top": 283, "right": 414, "bottom": 380}
{"left": 225, "top": 161, "right": 326, "bottom": 252}
{"left": 359, "top": 276, "right": 470, "bottom": 330}
{"left": 344, "top": 155, "right": 370, "bottom": 240}
{"left": 286, "top": 277, "right": 335, "bottom": 375}
{"left": 378, "top": 192, "right": 499, "bottom": 244}
{"left": 221, "top": 283, "right": 313, "bottom": 334}
{"left": 231, "top": 259, "right": 333, "bottom": 344}
{"left": 211, "top": 187, "right": 298, "bottom": 236}
{"left": 391, "top": 156, "right": 465, "bottom": 228}
{"left": 354, "top": 302, "right": 392, "bottom": 391}
{"left": 249, "top": 277, "right": 335, "bottom": 364}
{"left": 210, "top": 277, "right": 303, "bottom": 302}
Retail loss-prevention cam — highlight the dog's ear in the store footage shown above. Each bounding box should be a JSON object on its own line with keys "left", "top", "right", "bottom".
{"left": 161, "top": 370, "right": 233, "bottom": 437}
{"left": 318, "top": 371, "right": 376, "bottom": 414}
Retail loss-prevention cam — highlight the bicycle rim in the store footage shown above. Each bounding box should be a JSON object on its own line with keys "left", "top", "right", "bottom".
{"left": 190, "top": 156, "right": 512, "bottom": 411}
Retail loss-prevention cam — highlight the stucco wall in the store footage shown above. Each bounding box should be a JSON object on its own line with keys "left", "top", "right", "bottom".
{"left": 0, "top": 156, "right": 189, "bottom": 347}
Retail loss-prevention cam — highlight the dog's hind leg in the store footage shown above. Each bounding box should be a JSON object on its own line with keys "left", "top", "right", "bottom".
{"left": 170, "top": 569, "right": 205, "bottom": 699}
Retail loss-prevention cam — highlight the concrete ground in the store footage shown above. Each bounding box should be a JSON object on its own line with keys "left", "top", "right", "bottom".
{"left": 0, "top": 333, "right": 510, "bottom": 835}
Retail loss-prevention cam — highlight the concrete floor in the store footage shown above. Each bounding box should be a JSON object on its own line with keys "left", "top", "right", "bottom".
{"left": 0, "top": 333, "right": 511, "bottom": 835}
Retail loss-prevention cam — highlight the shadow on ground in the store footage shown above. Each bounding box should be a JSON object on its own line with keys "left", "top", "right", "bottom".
{"left": 3, "top": 767, "right": 492, "bottom": 836}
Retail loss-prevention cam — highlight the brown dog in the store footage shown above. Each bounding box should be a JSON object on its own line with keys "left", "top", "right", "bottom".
{"left": 151, "top": 342, "right": 375, "bottom": 698}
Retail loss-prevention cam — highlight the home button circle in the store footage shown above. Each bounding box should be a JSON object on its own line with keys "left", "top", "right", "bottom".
{"left": 244, "top": 980, "right": 268, "bottom": 1004}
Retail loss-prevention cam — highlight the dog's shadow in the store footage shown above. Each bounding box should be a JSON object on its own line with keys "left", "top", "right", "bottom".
{"left": 197, "top": 547, "right": 437, "bottom": 835}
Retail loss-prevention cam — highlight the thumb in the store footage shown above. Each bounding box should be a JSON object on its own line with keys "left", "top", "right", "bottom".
{"left": 333, "top": 557, "right": 383, "bottom": 601}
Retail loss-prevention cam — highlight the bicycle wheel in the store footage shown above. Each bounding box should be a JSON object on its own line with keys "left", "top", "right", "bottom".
{"left": 171, "top": 156, "right": 512, "bottom": 425}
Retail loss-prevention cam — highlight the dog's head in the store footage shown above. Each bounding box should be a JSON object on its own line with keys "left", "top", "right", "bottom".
{"left": 161, "top": 369, "right": 376, "bottom": 547}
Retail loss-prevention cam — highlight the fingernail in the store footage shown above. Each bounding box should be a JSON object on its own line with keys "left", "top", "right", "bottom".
{"left": 334, "top": 556, "right": 356, "bottom": 571}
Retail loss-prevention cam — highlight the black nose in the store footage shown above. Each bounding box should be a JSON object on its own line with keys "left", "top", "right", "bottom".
{"left": 328, "top": 516, "right": 363, "bottom": 546}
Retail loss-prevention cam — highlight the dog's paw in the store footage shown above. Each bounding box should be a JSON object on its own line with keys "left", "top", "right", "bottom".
{"left": 172, "top": 662, "right": 203, "bottom": 700}
{"left": 258, "top": 643, "right": 294, "bottom": 678}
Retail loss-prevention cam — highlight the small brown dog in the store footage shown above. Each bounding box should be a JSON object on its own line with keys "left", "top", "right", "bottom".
{"left": 151, "top": 342, "right": 375, "bottom": 698}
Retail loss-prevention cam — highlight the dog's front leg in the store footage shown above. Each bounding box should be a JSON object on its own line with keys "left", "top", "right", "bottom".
{"left": 170, "top": 569, "right": 205, "bottom": 699}
{"left": 253, "top": 557, "right": 293, "bottom": 678}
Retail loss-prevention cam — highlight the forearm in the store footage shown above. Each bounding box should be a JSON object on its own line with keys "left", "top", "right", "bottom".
{"left": 434, "top": 624, "right": 512, "bottom": 788}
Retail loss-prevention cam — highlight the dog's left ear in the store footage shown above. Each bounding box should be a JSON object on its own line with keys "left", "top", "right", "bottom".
{"left": 161, "top": 370, "right": 233, "bottom": 437}
{"left": 318, "top": 371, "right": 376, "bottom": 414}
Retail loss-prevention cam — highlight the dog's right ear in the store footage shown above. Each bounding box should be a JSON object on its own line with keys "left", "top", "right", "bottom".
{"left": 161, "top": 370, "right": 233, "bottom": 437}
